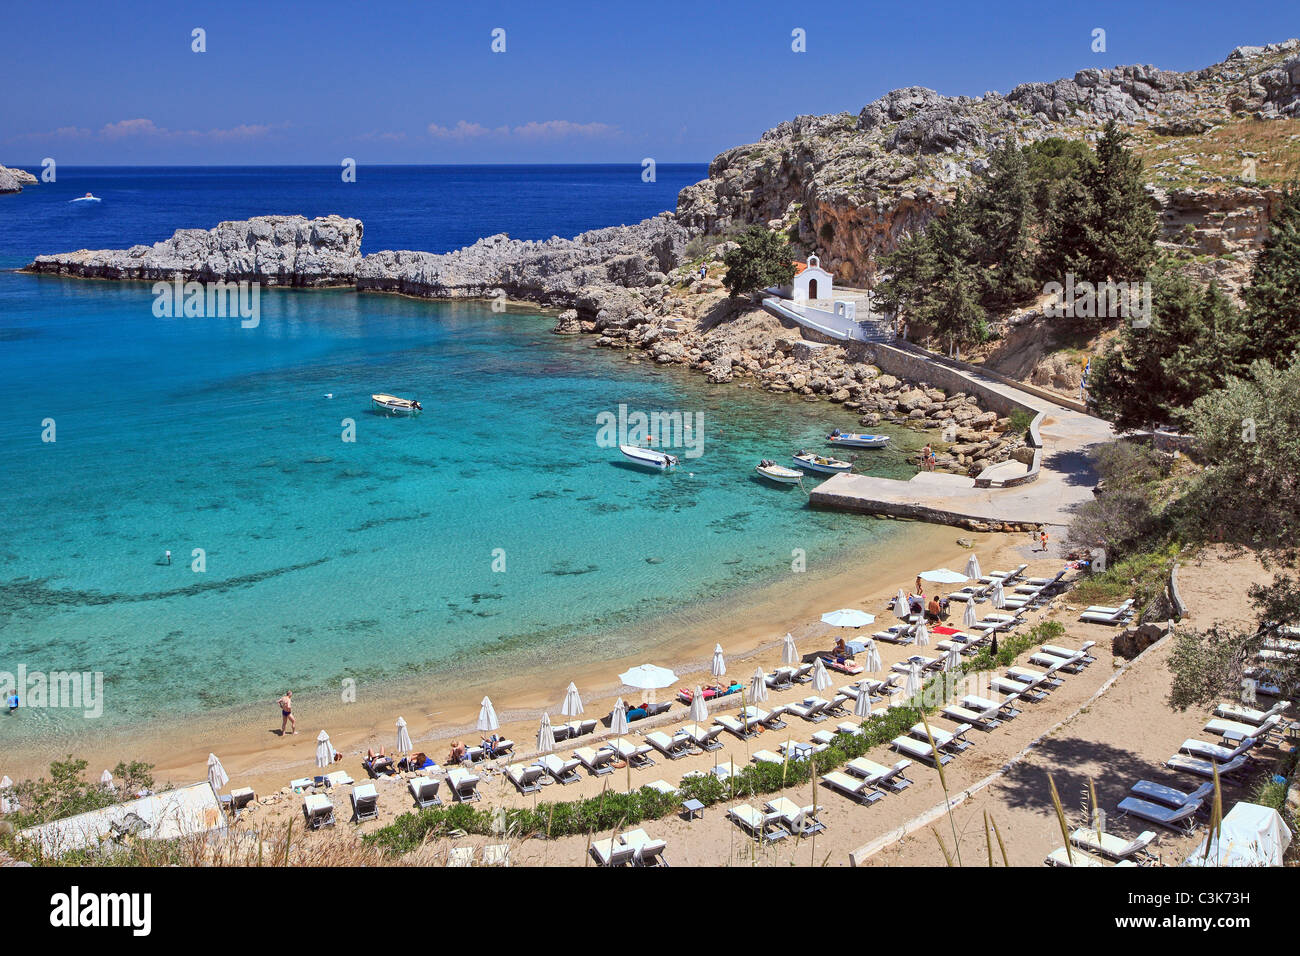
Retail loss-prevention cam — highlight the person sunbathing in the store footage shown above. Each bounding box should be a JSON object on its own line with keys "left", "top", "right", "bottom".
{"left": 366, "top": 748, "right": 394, "bottom": 774}
{"left": 447, "top": 740, "right": 467, "bottom": 763}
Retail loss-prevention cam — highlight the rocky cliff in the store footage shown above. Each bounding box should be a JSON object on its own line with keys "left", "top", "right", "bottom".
{"left": 0, "top": 165, "right": 37, "bottom": 194}
{"left": 27, "top": 215, "right": 364, "bottom": 286}
{"left": 675, "top": 40, "right": 1300, "bottom": 285}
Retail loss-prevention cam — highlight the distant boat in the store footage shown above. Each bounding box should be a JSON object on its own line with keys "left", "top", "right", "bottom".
{"left": 371, "top": 393, "right": 422, "bottom": 415}
{"left": 69, "top": 193, "right": 102, "bottom": 203}
{"left": 792, "top": 450, "right": 852, "bottom": 474}
{"left": 828, "top": 428, "right": 890, "bottom": 448}
{"left": 619, "top": 444, "right": 678, "bottom": 470}
{"left": 756, "top": 460, "right": 804, "bottom": 485}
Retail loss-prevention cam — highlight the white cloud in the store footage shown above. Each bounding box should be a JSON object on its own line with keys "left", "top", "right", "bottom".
{"left": 427, "top": 119, "right": 619, "bottom": 140}
{"left": 13, "top": 119, "right": 284, "bottom": 143}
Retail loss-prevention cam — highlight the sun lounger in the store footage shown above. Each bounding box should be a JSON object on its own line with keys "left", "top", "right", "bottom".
{"left": 539, "top": 753, "right": 581, "bottom": 785}
{"left": 446, "top": 768, "right": 481, "bottom": 802}
{"left": 766, "top": 796, "right": 825, "bottom": 836}
{"left": 715, "top": 714, "right": 760, "bottom": 740}
{"left": 1041, "top": 641, "right": 1096, "bottom": 665}
{"left": 728, "top": 804, "right": 787, "bottom": 842}
{"left": 752, "top": 749, "right": 784, "bottom": 765}
{"left": 1008, "top": 665, "right": 1064, "bottom": 689}
{"left": 408, "top": 776, "right": 442, "bottom": 809}
{"left": 551, "top": 723, "right": 571, "bottom": 743}
{"left": 873, "top": 628, "right": 915, "bottom": 646}
{"left": 1045, "top": 846, "right": 1137, "bottom": 867}
{"left": 505, "top": 762, "right": 545, "bottom": 794}
{"left": 910, "top": 721, "right": 972, "bottom": 752}
{"left": 1131, "top": 779, "right": 1214, "bottom": 810}
{"left": 892, "top": 655, "right": 939, "bottom": 675}
{"left": 823, "top": 695, "right": 851, "bottom": 716}
{"left": 1080, "top": 600, "right": 1135, "bottom": 625}
{"left": 574, "top": 746, "right": 614, "bottom": 776}
{"left": 302, "top": 793, "right": 335, "bottom": 830}
{"left": 891, "top": 735, "right": 952, "bottom": 766}
{"left": 709, "top": 761, "right": 739, "bottom": 780}
{"left": 1164, "top": 752, "right": 1249, "bottom": 780}
{"left": 1030, "top": 650, "right": 1085, "bottom": 672}
{"left": 765, "top": 668, "right": 796, "bottom": 691}
{"left": 590, "top": 837, "right": 636, "bottom": 866}
{"left": 447, "top": 846, "right": 476, "bottom": 867}
{"left": 605, "top": 738, "right": 656, "bottom": 768}
{"left": 1214, "top": 700, "right": 1289, "bottom": 725}
{"left": 745, "top": 705, "right": 788, "bottom": 729}
{"left": 1204, "top": 715, "right": 1281, "bottom": 742}
{"left": 787, "top": 697, "right": 830, "bottom": 723}
{"left": 621, "top": 829, "right": 669, "bottom": 866}
{"left": 290, "top": 777, "right": 315, "bottom": 790}
{"left": 681, "top": 723, "right": 724, "bottom": 751}
{"left": 821, "top": 770, "right": 883, "bottom": 805}
{"left": 1117, "top": 796, "right": 1200, "bottom": 834}
{"left": 1069, "top": 827, "right": 1158, "bottom": 863}
{"left": 990, "top": 675, "right": 1045, "bottom": 701}
{"left": 350, "top": 783, "right": 379, "bottom": 822}
{"left": 644, "top": 779, "right": 678, "bottom": 795}
{"left": 963, "top": 693, "right": 1021, "bottom": 719}
{"left": 322, "top": 770, "right": 354, "bottom": 788}
{"left": 942, "top": 701, "right": 1002, "bottom": 730}
{"left": 820, "top": 656, "right": 864, "bottom": 675}
{"left": 646, "top": 730, "right": 692, "bottom": 759}
{"left": 1179, "top": 736, "right": 1257, "bottom": 763}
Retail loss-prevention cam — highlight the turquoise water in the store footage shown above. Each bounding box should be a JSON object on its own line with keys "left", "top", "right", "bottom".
{"left": 0, "top": 275, "right": 923, "bottom": 738}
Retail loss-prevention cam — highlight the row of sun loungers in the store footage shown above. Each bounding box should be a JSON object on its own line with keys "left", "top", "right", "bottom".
{"left": 590, "top": 827, "right": 669, "bottom": 866}
{"left": 1079, "top": 598, "right": 1135, "bottom": 626}
{"left": 728, "top": 797, "right": 826, "bottom": 842}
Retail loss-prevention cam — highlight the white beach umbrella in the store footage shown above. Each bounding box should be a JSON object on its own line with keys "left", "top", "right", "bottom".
{"left": 100, "top": 770, "right": 114, "bottom": 791}
{"left": 610, "top": 698, "right": 630, "bottom": 736}
{"left": 811, "top": 657, "right": 832, "bottom": 693}
{"left": 477, "top": 696, "right": 500, "bottom": 733}
{"left": 711, "top": 644, "right": 727, "bottom": 678}
{"left": 893, "top": 589, "right": 910, "bottom": 620}
{"left": 863, "top": 639, "right": 882, "bottom": 673}
{"left": 920, "top": 568, "right": 967, "bottom": 584}
{"left": 905, "top": 663, "right": 923, "bottom": 700}
{"left": 561, "top": 682, "right": 584, "bottom": 718}
{"left": 781, "top": 633, "right": 799, "bottom": 665}
{"left": 315, "top": 730, "right": 333, "bottom": 768}
{"left": 914, "top": 619, "right": 930, "bottom": 647}
{"left": 854, "top": 680, "right": 873, "bottom": 718}
{"left": 965, "top": 554, "right": 982, "bottom": 580}
{"left": 619, "top": 664, "right": 678, "bottom": 704}
{"left": 689, "top": 686, "right": 709, "bottom": 723}
{"left": 206, "top": 753, "right": 229, "bottom": 797}
{"left": 963, "top": 599, "right": 978, "bottom": 630}
{"left": 991, "top": 580, "right": 1005, "bottom": 609}
{"left": 821, "top": 608, "right": 875, "bottom": 628}
{"left": 396, "top": 716, "right": 412, "bottom": 755}
{"left": 537, "top": 713, "right": 556, "bottom": 754}
{"left": 748, "top": 667, "right": 769, "bottom": 704}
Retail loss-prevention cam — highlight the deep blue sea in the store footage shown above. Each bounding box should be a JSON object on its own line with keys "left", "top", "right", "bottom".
{"left": 0, "top": 166, "right": 921, "bottom": 739}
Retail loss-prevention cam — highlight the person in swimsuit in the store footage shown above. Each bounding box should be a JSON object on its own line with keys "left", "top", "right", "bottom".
{"left": 277, "top": 691, "right": 296, "bottom": 736}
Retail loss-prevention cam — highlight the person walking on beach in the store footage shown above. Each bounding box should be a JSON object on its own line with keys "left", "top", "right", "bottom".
{"left": 6, "top": 689, "right": 18, "bottom": 714}
{"left": 277, "top": 691, "right": 297, "bottom": 735}
{"left": 1039, "top": 528, "right": 1050, "bottom": 552}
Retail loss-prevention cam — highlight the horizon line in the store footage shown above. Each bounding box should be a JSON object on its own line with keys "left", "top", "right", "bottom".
{"left": 4, "top": 161, "right": 711, "bottom": 169}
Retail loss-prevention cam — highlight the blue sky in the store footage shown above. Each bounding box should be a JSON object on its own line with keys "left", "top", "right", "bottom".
{"left": 2, "top": 0, "right": 1296, "bottom": 165}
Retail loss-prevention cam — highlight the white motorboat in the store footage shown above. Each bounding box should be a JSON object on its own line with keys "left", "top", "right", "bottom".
{"left": 756, "top": 460, "right": 804, "bottom": 485}
{"left": 371, "top": 393, "right": 422, "bottom": 415}
{"left": 69, "top": 193, "right": 102, "bottom": 203}
{"left": 827, "top": 428, "right": 890, "bottom": 448}
{"left": 619, "top": 444, "right": 678, "bottom": 470}
{"left": 792, "top": 450, "right": 852, "bottom": 474}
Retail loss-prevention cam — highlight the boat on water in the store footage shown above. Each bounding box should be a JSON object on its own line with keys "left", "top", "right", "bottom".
{"left": 69, "top": 193, "right": 102, "bottom": 203}
{"left": 619, "top": 444, "right": 678, "bottom": 470}
{"left": 827, "top": 428, "right": 890, "bottom": 448}
{"left": 756, "top": 460, "right": 804, "bottom": 485}
{"left": 371, "top": 393, "right": 422, "bottom": 415}
{"left": 792, "top": 450, "right": 853, "bottom": 474}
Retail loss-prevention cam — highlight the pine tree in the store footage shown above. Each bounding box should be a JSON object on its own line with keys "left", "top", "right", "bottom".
{"left": 971, "top": 137, "right": 1037, "bottom": 309}
{"left": 721, "top": 226, "right": 796, "bottom": 298}
{"left": 1239, "top": 183, "right": 1300, "bottom": 365}
{"left": 916, "top": 192, "right": 987, "bottom": 355}
{"left": 1087, "top": 121, "right": 1158, "bottom": 283}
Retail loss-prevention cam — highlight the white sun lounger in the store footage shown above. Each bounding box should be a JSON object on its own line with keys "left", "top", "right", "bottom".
{"left": 622, "top": 829, "right": 669, "bottom": 866}
{"left": 302, "top": 793, "right": 335, "bottom": 830}
{"left": 1041, "top": 641, "right": 1096, "bottom": 664}
{"left": 646, "top": 730, "right": 692, "bottom": 759}
{"left": 408, "top": 776, "right": 442, "bottom": 808}
{"left": 943, "top": 701, "right": 1001, "bottom": 730}
{"left": 766, "top": 796, "right": 825, "bottom": 836}
{"left": 574, "top": 746, "right": 615, "bottom": 776}
{"left": 1117, "top": 796, "right": 1200, "bottom": 834}
{"left": 909, "top": 721, "right": 972, "bottom": 752}
{"left": 644, "top": 779, "right": 678, "bottom": 795}
{"left": 728, "top": 803, "right": 787, "bottom": 842}
{"left": 539, "top": 753, "right": 581, "bottom": 784}
{"left": 963, "top": 693, "right": 1021, "bottom": 719}
{"left": 350, "top": 783, "right": 379, "bottom": 822}
{"left": 605, "top": 738, "right": 656, "bottom": 768}
{"left": 1179, "top": 736, "right": 1257, "bottom": 763}
{"left": 681, "top": 723, "right": 724, "bottom": 751}
{"left": 751, "top": 749, "right": 784, "bottom": 765}
{"left": 1164, "top": 752, "right": 1249, "bottom": 779}
{"left": 1080, "top": 600, "right": 1135, "bottom": 625}
{"left": 891, "top": 735, "right": 952, "bottom": 766}
{"left": 447, "top": 846, "right": 476, "bottom": 867}
{"left": 481, "top": 844, "right": 510, "bottom": 867}
{"left": 1131, "top": 779, "right": 1214, "bottom": 809}
{"left": 821, "top": 770, "right": 883, "bottom": 805}
{"left": 1069, "top": 827, "right": 1158, "bottom": 863}
{"left": 1204, "top": 715, "right": 1281, "bottom": 742}
{"left": 1214, "top": 700, "right": 1288, "bottom": 725}
{"left": 446, "top": 768, "right": 481, "bottom": 802}
{"left": 787, "top": 698, "right": 830, "bottom": 723}
{"left": 1045, "top": 846, "right": 1137, "bottom": 867}
{"left": 715, "top": 714, "right": 760, "bottom": 740}
{"left": 844, "top": 757, "right": 891, "bottom": 785}
{"left": 590, "top": 837, "right": 636, "bottom": 866}
{"left": 506, "top": 762, "right": 545, "bottom": 794}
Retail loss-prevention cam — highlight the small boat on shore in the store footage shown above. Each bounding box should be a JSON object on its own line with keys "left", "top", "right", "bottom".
{"left": 827, "top": 428, "right": 890, "bottom": 448}
{"left": 756, "top": 460, "right": 804, "bottom": 485}
{"left": 793, "top": 450, "right": 852, "bottom": 474}
{"left": 371, "top": 393, "right": 422, "bottom": 415}
{"left": 619, "top": 444, "right": 678, "bottom": 470}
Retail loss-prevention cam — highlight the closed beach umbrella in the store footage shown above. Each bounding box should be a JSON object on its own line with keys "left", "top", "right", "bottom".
{"left": 945, "top": 644, "right": 961, "bottom": 671}
{"left": 396, "top": 717, "right": 412, "bottom": 755}
{"left": 963, "top": 599, "right": 978, "bottom": 630}
{"left": 905, "top": 663, "right": 923, "bottom": 700}
{"left": 711, "top": 644, "right": 727, "bottom": 678}
{"left": 821, "top": 608, "right": 875, "bottom": 628}
{"left": 864, "top": 639, "right": 882, "bottom": 673}
{"left": 747, "top": 667, "right": 768, "bottom": 705}
{"left": 206, "top": 753, "right": 229, "bottom": 798}
{"left": 965, "top": 555, "right": 981, "bottom": 580}
{"left": 101, "top": 770, "right": 115, "bottom": 791}
{"left": 689, "top": 686, "right": 709, "bottom": 723}
{"left": 920, "top": 568, "right": 967, "bottom": 584}
{"left": 0, "top": 775, "right": 14, "bottom": 814}
{"left": 914, "top": 619, "right": 929, "bottom": 647}
{"left": 893, "top": 589, "right": 910, "bottom": 620}
{"left": 781, "top": 633, "right": 799, "bottom": 665}
{"left": 537, "top": 713, "right": 556, "bottom": 754}
{"left": 561, "top": 682, "right": 584, "bottom": 718}
{"left": 991, "top": 580, "right": 1005, "bottom": 609}
{"left": 315, "top": 730, "right": 333, "bottom": 768}
{"left": 477, "top": 696, "right": 500, "bottom": 733}
{"left": 610, "top": 698, "right": 629, "bottom": 736}
{"left": 811, "top": 658, "right": 832, "bottom": 693}
{"left": 854, "top": 680, "right": 873, "bottom": 718}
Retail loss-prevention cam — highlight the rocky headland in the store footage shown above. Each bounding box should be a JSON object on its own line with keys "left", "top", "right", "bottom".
{"left": 0, "top": 165, "right": 37, "bottom": 194}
